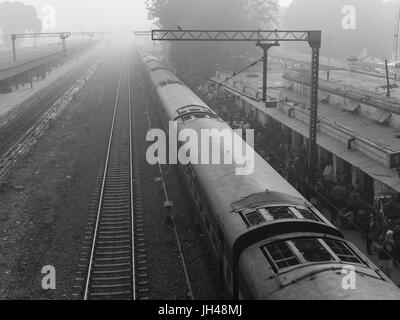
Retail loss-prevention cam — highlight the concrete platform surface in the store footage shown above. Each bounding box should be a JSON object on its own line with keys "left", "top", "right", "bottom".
{"left": 0, "top": 45, "right": 99, "bottom": 120}
{"left": 0, "top": 40, "right": 91, "bottom": 70}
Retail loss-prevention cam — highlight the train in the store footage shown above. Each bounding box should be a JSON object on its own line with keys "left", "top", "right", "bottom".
{"left": 137, "top": 48, "right": 400, "bottom": 300}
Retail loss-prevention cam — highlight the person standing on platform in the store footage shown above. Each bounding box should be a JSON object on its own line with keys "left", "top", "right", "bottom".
{"left": 378, "top": 230, "right": 395, "bottom": 278}
{"left": 393, "top": 222, "right": 400, "bottom": 266}
{"left": 352, "top": 179, "right": 363, "bottom": 195}
{"left": 364, "top": 209, "right": 378, "bottom": 255}
{"left": 322, "top": 162, "right": 333, "bottom": 183}
{"left": 330, "top": 181, "right": 348, "bottom": 224}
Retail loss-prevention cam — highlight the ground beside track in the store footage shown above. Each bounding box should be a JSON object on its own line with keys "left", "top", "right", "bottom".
{"left": 130, "top": 50, "right": 224, "bottom": 300}
{"left": 0, "top": 45, "right": 225, "bottom": 300}
{"left": 0, "top": 50, "right": 119, "bottom": 299}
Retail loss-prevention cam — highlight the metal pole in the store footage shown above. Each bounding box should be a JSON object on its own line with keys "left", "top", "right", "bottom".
{"left": 257, "top": 42, "right": 279, "bottom": 104}
{"left": 263, "top": 47, "right": 268, "bottom": 102}
{"left": 11, "top": 34, "right": 17, "bottom": 63}
{"left": 61, "top": 36, "right": 67, "bottom": 57}
{"left": 385, "top": 59, "right": 391, "bottom": 97}
{"left": 394, "top": 5, "right": 400, "bottom": 81}
{"left": 308, "top": 46, "right": 320, "bottom": 182}
{"left": 306, "top": 31, "right": 322, "bottom": 183}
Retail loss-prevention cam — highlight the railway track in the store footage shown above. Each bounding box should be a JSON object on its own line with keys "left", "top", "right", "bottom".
{"left": 0, "top": 50, "right": 97, "bottom": 155}
{"left": 79, "top": 48, "right": 218, "bottom": 300}
{"left": 0, "top": 54, "right": 101, "bottom": 183}
{"left": 83, "top": 50, "right": 194, "bottom": 300}
{"left": 83, "top": 55, "right": 146, "bottom": 300}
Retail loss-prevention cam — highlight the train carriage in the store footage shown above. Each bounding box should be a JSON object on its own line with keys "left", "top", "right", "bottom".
{"left": 137, "top": 49, "right": 400, "bottom": 300}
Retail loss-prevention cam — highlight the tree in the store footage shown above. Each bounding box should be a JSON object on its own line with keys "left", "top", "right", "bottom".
{"left": 282, "top": 0, "right": 396, "bottom": 60}
{"left": 245, "top": 0, "right": 280, "bottom": 29}
{"left": 0, "top": 1, "right": 42, "bottom": 48}
{"left": 145, "top": 0, "right": 280, "bottom": 79}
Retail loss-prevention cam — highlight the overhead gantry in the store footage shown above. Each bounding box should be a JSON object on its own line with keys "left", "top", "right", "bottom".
{"left": 137, "top": 29, "right": 322, "bottom": 178}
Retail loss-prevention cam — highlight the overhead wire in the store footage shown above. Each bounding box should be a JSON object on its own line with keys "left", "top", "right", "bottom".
{"left": 219, "top": 57, "right": 262, "bottom": 86}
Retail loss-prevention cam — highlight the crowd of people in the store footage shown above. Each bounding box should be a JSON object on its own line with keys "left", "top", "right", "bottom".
{"left": 198, "top": 85, "right": 400, "bottom": 278}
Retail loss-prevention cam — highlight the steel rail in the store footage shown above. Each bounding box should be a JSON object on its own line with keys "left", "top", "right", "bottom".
{"left": 128, "top": 55, "right": 136, "bottom": 300}
{"left": 83, "top": 64, "right": 123, "bottom": 300}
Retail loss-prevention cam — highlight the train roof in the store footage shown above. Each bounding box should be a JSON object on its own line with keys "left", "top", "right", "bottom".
{"left": 140, "top": 48, "right": 400, "bottom": 300}
{"left": 141, "top": 51, "right": 339, "bottom": 250}
{"left": 142, "top": 54, "right": 160, "bottom": 64}
{"left": 156, "top": 83, "right": 212, "bottom": 118}
{"left": 149, "top": 69, "right": 183, "bottom": 88}
{"left": 178, "top": 118, "right": 337, "bottom": 249}
{"left": 145, "top": 60, "right": 163, "bottom": 70}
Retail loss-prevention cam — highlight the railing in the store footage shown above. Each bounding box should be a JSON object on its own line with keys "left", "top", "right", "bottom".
{"left": 280, "top": 99, "right": 399, "bottom": 169}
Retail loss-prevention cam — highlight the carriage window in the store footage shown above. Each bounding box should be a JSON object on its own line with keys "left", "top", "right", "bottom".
{"left": 240, "top": 206, "right": 320, "bottom": 227}
{"left": 263, "top": 242, "right": 301, "bottom": 269}
{"left": 182, "top": 115, "right": 195, "bottom": 121}
{"left": 245, "top": 211, "right": 265, "bottom": 226}
{"left": 262, "top": 238, "right": 365, "bottom": 273}
{"left": 242, "top": 207, "right": 296, "bottom": 226}
{"left": 177, "top": 105, "right": 211, "bottom": 115}
{"left": 180, "top": 113, "right": 221, "bottom": 122}
{"left": 294, "top": 207, "right": 320, "bottom": 222}
{"left": 267, "top": 207, "right": 296, "bottom": 220}
{"left": 158, "top": 79, "right": 183, "bottom": 87}
{"left": 291, "top": 239, "right": 334, "bottom": 263}
{"left": 324, "top": 239, "right": 363, "bottom": 264}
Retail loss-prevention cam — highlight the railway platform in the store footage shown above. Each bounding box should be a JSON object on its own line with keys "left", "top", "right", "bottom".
{"left": 211, "top": 65, "right": 400, "bottom": 287}
{"left": 0, "top": 41, "right": 95, "bottom": 85}
{"left": 216, "top": 70, "right": 400, "bottom": 197}
{"left": 0, "top": 40, "right": 90, "bottom": 69}
{"left": 272, "top": 48, "right": 393, "bottom": 79}
{"left": 0, "top": 45, "right": 100, "bottom": 127}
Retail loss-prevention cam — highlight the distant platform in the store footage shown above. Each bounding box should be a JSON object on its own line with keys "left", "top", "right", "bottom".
{"left": 0, "top": 45, "right": 98, "bottom": 125}
{"left": 0, "top": 40, "right": 92, "bottom": 81}
{"left": 329, "top": 70, "right": 400, "bottom": 99}
{"left": 271, "top": 49, "right": 346, "bottom": 71}
{"left": 272, "top": 49, "right": 396, "bottom": 80}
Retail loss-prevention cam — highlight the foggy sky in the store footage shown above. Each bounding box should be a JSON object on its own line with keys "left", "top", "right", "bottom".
{"left": 2, "top": 0, "right": 152, "bottom": 32}
{"left": 1, "top": 0, "right": 296, "bottom": 32}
